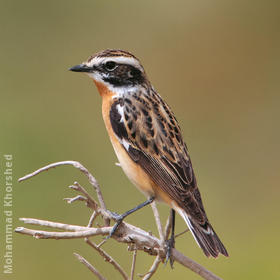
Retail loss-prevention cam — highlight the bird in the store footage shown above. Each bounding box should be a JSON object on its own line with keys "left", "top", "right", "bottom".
{"left": 70, "top": 49, "right": 228, "bottom": 259}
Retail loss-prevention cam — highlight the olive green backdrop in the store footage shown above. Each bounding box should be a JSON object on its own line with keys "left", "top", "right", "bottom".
{"left": 1, "top": 0, "right": 279, "bottom": 279}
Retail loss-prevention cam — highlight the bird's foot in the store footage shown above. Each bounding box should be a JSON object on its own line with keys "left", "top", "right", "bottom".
{"left": 165, "top": 235, "right": 175, "bottom": 268}
{"left": 105, "top": 211, "right": 124, "bottom": 240}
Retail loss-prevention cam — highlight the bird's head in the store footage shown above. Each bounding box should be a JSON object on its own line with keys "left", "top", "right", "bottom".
{"left": 70, "top": 49, "right": 148, "bottom": 90}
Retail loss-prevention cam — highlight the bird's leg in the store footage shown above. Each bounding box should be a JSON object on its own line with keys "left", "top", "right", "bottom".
{"left": 106, "top": 196, "right": 155, "bottom": 240}
{"left": 165, "top": 209, "right": 176, "bottom": 268}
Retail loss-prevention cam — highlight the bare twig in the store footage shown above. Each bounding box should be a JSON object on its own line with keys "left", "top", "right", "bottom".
{"left": 15, "top": 226, "right": 111, "bottom": 239}
{"left": 69, "top": 182, "right": 99, "bottom": 211}
{"left": 172, "top": 249, "right": 222, "bottom": 280}
{"left": 87, "top": 211, "right": 98, "bottom": 227}
{"left": 150, "top": 202, "right": 164, "bottom": 243}
{"left": 164, "top": 210, "right": 173, "bottom": 240}
{"left": 140, "top": 255, "right": 161, "bottom": 280}
{"left": 66, "top": 182, "right": 111, "bottom": 222}
{"left": 19, "top": 218, "right": 88, "bottom": 231}
{"left": 174, "top": 229, "right": 189, "bottom": 239}
{"left": 64, "top": 194, "right": 87, "bottom": 204}
{"left": 130, "top": 248, "right": 137, "bottom": 280}
{"left": 97, "top": 239, "right": 107, "bottom": 248}
{"left": 74, "top": 253, "right": 106, "bottom": 280}
{"left": 18, "top": 161, "right": 110, "bottom": 225}
{"left": 85, "top": 238, "right": 128, "bottom": 280}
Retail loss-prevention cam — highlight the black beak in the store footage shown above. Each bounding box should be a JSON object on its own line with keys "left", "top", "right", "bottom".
{"left": 69, "top": 64, "right": 92, "bottom": 72}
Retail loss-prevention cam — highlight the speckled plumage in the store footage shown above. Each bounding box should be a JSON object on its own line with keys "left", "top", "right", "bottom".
{"left": 70, "top": 49, "right": 228, "bottom": 258}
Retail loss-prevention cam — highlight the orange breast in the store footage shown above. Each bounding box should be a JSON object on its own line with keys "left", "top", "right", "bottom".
{"left": 95, "top": 80, "right": 175, "bottom": 206}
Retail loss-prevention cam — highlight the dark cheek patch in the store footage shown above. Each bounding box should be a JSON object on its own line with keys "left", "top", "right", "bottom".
{"left": 103, "top": 65, "right": 145, "bottom": 87}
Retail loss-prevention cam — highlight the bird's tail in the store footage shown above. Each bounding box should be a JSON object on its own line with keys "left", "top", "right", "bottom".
{"left": 177, "top": 208, "right": 229, "bottom": 258}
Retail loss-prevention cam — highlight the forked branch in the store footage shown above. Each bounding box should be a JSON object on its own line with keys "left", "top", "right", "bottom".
{"left": 16, "top": 161, "right": 223, "bottom": 280}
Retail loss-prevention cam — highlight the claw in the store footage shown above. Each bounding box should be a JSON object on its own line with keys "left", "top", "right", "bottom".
{"left": 105, "top": 211, "right": 124, "bottom": 240}
{"left": 104, "top": 197, "right": 155, "bottom": 241}
{"left": 165, "top": 236, "right": 175, "bottom": 268}
{"left": 107, "top": 210, "right": 122, "bottom": 221}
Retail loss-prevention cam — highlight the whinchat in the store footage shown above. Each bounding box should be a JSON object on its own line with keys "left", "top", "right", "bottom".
{"left": 70, "top": 49, "right": 228, "bottom": 258}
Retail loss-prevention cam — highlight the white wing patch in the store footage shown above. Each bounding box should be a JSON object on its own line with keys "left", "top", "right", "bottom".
{"left": 116, "top": 103, "right": 125, "bottom": 123}
{"left": 121, "top": 138, "right": 130, "bottom": 151}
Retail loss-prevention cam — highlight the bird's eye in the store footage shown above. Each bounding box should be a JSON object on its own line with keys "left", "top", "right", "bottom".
{"left": 105, "top": 61, "right": 117, "bottom": 71}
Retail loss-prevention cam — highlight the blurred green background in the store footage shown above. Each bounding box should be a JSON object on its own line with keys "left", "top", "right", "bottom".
{"left": 1, "top": 0, "right": 279, "bottom": 279}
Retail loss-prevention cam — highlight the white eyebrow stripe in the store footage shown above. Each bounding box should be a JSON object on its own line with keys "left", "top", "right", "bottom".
{"left": 85, "top": 56, "right": 143, "bottom": 71}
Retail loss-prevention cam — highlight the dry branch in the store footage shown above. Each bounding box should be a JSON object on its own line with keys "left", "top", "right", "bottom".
{"left": 85, "top": 238, "right": 128, "bottom": 280}
{"left": 130, "top": 247, "right": 137, "bottom": 280}
{"left": 151, "top": 201, "right": 164, "bottom": 243}
{"left": 74, "top": 253, "right": 106, "bottom": 280}
{"left": 140, "top": 255, "right": 161, "bottom": 280}
{"left": 16, "top": 161, "right": 223, "bottom": 280}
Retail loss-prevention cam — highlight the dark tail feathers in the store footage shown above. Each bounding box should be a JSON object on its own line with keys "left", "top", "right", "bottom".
{"left": 181, "top": 211, "right": 228, "bottom": 257}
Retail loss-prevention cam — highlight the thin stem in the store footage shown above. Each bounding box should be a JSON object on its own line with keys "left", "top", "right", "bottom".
{"left": 19, "top": 218, "right": 89, "bottom": 231}
{"left": 140, "top": 256, "right": 161, "bottom": 280}
{"left": 15, "top": 226, "right": 111, "bottom": 239}
{"left": 151, "top": 202, "right": 164, "bottom": 243}
{"left": 74, "top": 253, "right": 106, "bottom": 280}
{"left": 172, "top": 249, "right": 223, "bottom": 280}
{"left": 130, "top": 248, "right": 137, "bottom": 280}
{"left": 85, "top": 239, "right": 128, "bottom": 280}
{"left": 69, "top": 182, "right": 99, "bottom": 211}
{"left": 87, "top": 211, "right": 98, "bottom": 227}
{"left": 164, "top": 210, "right": 173, "bottom": 240}
{"left": 174, "top": 229, "right": 189, "bottom": 239}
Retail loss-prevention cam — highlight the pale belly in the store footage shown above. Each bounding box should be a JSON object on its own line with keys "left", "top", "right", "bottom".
{"left": 109, "top": 134, "right": 177, "bottom": 208}
{"left": 110, "top": 135, "right": 156, "bottom": 198}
